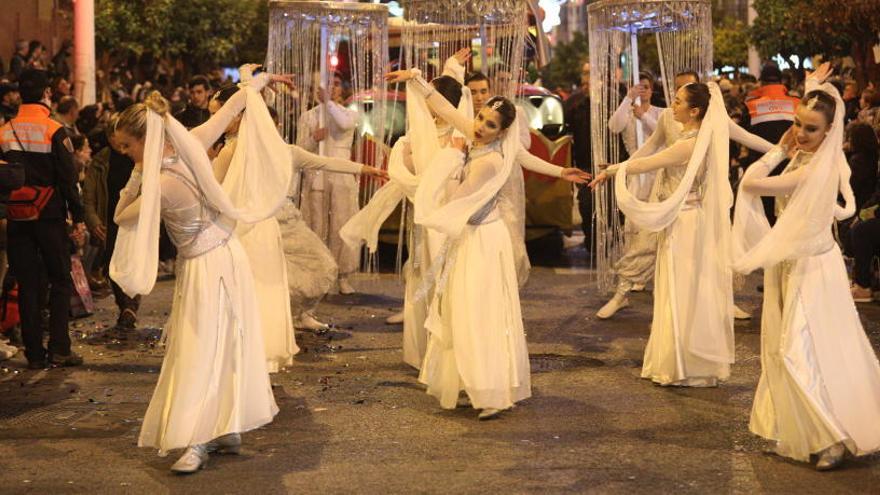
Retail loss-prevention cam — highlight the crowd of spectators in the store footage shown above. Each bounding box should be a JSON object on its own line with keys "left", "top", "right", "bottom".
{"left": 0, "top": 39, "right": 232, "bottom": 365}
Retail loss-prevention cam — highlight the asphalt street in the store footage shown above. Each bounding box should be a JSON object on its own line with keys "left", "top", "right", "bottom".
{"left": 1, "top": 248, "right": 879, "bottom": 494}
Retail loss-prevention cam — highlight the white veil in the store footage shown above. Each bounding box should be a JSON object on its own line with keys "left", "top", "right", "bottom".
{"left": 732, "top": 80, "right": 856, "bottom": 273}
{"left": 614, "top": 82, "right": 734, "bottom": 364}
{"left": 110, "top": 84, "right": 292, "bottom": 296}
{"left": 415, "top": 110, "right": 520, "bottom": 241}
{"left": 339, "top": 73, "right": 474, "bottom": 253}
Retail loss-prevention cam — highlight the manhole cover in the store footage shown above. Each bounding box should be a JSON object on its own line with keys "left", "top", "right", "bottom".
{"left": 0, "top": 404, "right": 95, "bottom": 428}
{"left": 529, "top": 353, "right": 604, "bottom": 372}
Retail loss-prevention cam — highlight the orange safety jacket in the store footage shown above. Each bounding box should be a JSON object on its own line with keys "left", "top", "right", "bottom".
{"left": 0, "top": 103, "right": 83, "bottom": 222}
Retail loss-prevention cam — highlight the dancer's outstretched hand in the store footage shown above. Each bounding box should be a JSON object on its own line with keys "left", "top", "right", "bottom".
{"left": 268, "top": 73, "right": 295, "bottom": 89}
{"left": 806, "top": 62, "right": 833, "bottom": 84}
{"left": 560, "top": 167, "right": 591, "bottom": 184}
{"left": 588, "top": 171, "right": 610, "bottom": 190}
{"left": 238, "top": 63, "right": 261, "bottom": 82}
{"left": 385, "top": 70, "right": 416, "bottom": 84}
{"left": 360, "top": 165, "right": 389, "bottom": 181}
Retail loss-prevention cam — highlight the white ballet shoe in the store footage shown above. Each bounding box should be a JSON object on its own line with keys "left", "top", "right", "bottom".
{"left": 630, "top": 283, "right": 646, "bottom": 292}
{"left": 385, "top": 311, "right": 404, "bottom": 325}
{"left": 296, "top": 314, "right": 330, "bottom": 331}
{"left": 733, "top": 304, "right": 752, "bottom": 320}
{"left": 206, "top": 433, "right": 241, "bottom": 455}
{"left": 170, "top": 444, "right": 209, "bottom": 474}
{"left": 596, "top": 293, "right": 629, "bottom": 319}
{"left": 338, "top": 278, "right": 356, "bottom": 295}
{"left": 478, "top": 408, "right": 502, "bottom": 420}
{"left": 815, "top": 443, "right": 846, "bottom": 471}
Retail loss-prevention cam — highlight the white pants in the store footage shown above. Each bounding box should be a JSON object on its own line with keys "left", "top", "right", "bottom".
{"left": 300, "top": 171, "right": 360, "bottom": 277}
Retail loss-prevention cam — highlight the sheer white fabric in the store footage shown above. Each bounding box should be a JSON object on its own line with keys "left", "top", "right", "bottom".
{"left": 605, "top": 107, "right": 775, "bottom": 294}
{"left": 339, "top": 72, "right": 473, "bottom": 369}
{"left": 111, "top": 75, "right": 291, "bottom": 296}
{"left": 732, "top": 81, "right": 880, "bottom": 461}
{"left": 441, "top": 57, "right": 563, "bottom": 286}
{"left": 111, "top": 76, "right": 285, "bottom": 454}
{"left": 732, "top": 80, "right": 856, "bottom": 273}
{"left": 215, "top": 134, "right": 363, "bottom": 372}
{"left": 413, "top": 109, "right": 530, "bottom": 409}
{"left": 612, "top": 82, "right": 735, "bottom": 375}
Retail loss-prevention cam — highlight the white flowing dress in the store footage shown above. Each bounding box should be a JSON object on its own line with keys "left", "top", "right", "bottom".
{"left": 111, "top": 77, "right": 290, "bottom": 455}
{"left": 615, "top": 132, "right": 731, "bottom": 385}
{"left": 132, "top": 159, "right": 278, "bottom": 455}
{"left": 737, "top": 148, "right": 880, "bottom": 461}
{"left": 215, "top": 138, "right": 362, "bottom": 372}
{"left": 610, "top": 85, "right": 736, "bottom": 388}
{"left": 417, "top": 145, "right": 531, "bottom": 410}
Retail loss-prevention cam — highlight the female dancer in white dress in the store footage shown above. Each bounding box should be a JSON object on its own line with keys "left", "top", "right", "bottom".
{"left": 597, "top": 71, "right": 774, "bottom": 320}
{"left": 591, "top": 82, "right": 734, "bottom": 387}
{"left": 208, "top": 82, "right": 386, "bottom": 373}
{"left": 345, "top": 57, "right": 587, "bottom": 370}
{"left": 732, "top": 65, "right": 880, "bottom": 470}
{"left": 341, "top": 72, "right": 475, "bottom": 369}
{"left": 386, "top": 69, "right": 534, "bottom": 420}
{"left": 110, "top": 70, "right": 293, "bottom": 473}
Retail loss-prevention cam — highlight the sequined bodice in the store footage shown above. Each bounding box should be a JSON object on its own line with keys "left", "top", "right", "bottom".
{"left": 657, "top": 131, "right": 705, "bottom": 203}
{"left": 160, "top": 162, "right": 235, "bottom": 259}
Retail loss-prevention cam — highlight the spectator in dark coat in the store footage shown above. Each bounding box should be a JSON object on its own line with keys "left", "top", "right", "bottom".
{"left": 173, "top": 75, "right": 212, "bottom": 129}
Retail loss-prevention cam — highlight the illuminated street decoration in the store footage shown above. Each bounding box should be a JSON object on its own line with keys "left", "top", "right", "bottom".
{"left": 588, "top": 0, "right": 713, "bottom": 291}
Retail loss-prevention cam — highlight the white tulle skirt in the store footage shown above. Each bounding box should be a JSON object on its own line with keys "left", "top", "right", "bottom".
{"left": 238, "top": 217, "right": 299, "bottom": 373}
{"left": 750, "top": 245, "right": 880, "bottom": 461}
{"left": 277, "top": 202, "right": 338, "bottom": 319}
{"left": 138, "top": 238, "right": 278, "bottom": 455}
{"left": 419, "top": 218, "right": 531, "bottom": 410}
{"left": 641, "top": 207, "right": 730, "bottom": 386}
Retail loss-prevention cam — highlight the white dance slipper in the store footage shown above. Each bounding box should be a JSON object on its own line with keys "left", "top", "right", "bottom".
{"left": 733, "top": 304, "right": 752, "bottom": 320}
{"left": 815, "top": 443, "right": 846, "bottom": 471}
{"left": 206, "top": 433, "right": 241, "bottom": 455}
{"left": 851, "top": 284, "right": 873, "bottom": 303}
{"left": 338, "top": 278, "right": 356, "bottom": 295}
{"left": 478, "top": 408, "right": 502, "bottom": 420}
{"left": 171, "top": 445, "right": 209, "bottom": 474}
{"left": 596, "top": 294, "right": 629, "bottom": 319}
{"left": 296, "top": 314, "right": 330, "bottom": 331}
{"left": 385, "top": 311, "right": 404, "bottom": 325}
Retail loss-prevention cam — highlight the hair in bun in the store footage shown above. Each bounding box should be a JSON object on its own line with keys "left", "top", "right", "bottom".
{"left": 144, "top": 91, "right": 170, "bottom": 117}
{"left": 116, "top": 91, "right": 170, "bottom": 140}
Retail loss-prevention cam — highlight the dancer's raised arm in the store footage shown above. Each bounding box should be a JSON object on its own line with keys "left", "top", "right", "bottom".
{"left": 191, "top": 70, "right": 293, "bottom": 150}
{"left": 740, "top": 131, "right": 801, "bottom": 196}
{"left": 608, "top": 87, "right": 638, "bottom": 134}
{"left": 386, "top": 69, "right": 474, "bottom": 140}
